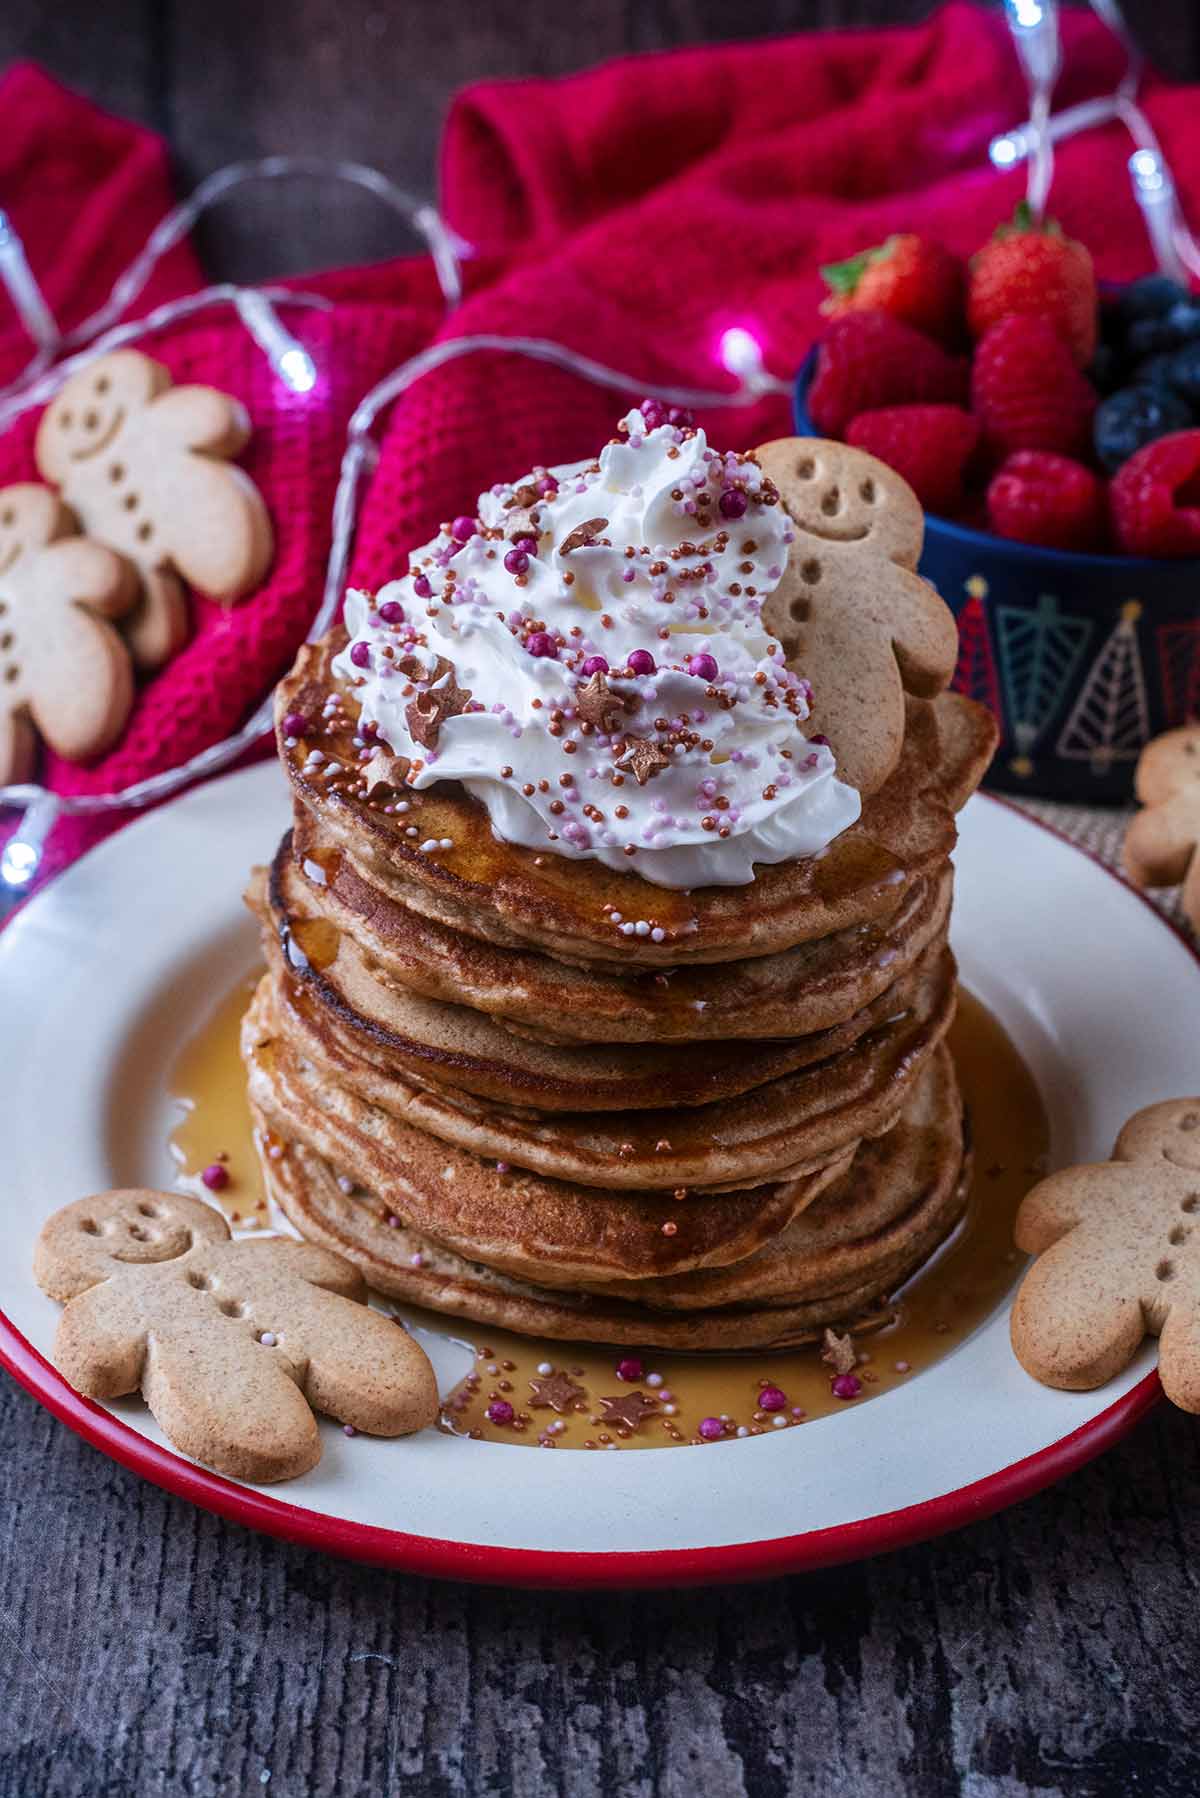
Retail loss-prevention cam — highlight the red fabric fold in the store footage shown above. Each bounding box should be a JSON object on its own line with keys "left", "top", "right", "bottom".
{"left": 0, "top": 4, "right": 1192, "bottom": 900}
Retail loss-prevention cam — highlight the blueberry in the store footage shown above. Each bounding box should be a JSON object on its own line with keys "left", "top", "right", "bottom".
{"left": 1094, "top": 385, "right": 1193, "bottom": 472}
{"left": 1116, "top": 275, "right": 1189, "bottom": 323}
{"left": 1167, "top": 341, "right": 1200, "bottom": 404}
{"left": 1128, "top": 299, "right": 1200, "bottom": 358}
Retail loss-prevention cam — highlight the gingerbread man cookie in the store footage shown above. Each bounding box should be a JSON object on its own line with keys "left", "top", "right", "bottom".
{"left": 0, "top": 482, "right": 137, "bottom": 785}
{"left": 1124, "top": 724, "right": 1200, "bottom": 933}
{"left": 34, "top": 1189, "right": 439, "bottom": 1482}
{"left": 35, "top": 350, "right": 273, "bottom": 671}
{"left": 1012, "top": 1100, "right": 1200, "bottom": 1410}
{"left": 756, "top": 437, "right": 960, "bottom": 796}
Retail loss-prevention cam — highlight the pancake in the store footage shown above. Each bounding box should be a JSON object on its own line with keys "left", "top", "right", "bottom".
{"left": 573, "top": 1043, "right": 964, "bottom": 1307}
{"left": 255, "top": 855, "right": 947, "bottom": 1113}
{"left": 243, "top": 980, "right": 858, "bottom": 1285}
{"left": 277, "top": 631, "right": 994, "bottom": 966}
{"left": 253, "top": 1049, "right": 969, "bottom": 1350}
{"left": 252, "top": 945, "right": 956, "bottom": 1192}
{"left": 287, "top": 815, "right": 955, "bottom": 1046}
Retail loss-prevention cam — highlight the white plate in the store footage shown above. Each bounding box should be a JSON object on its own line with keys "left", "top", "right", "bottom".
{"left": 0, "top": 764, "right": 1188, "bottom": 1587}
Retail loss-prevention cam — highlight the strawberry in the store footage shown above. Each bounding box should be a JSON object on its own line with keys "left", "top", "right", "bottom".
{"left": 986, "top": 451, "right": 1107, "bottom": 551}
{"left": 820, "top": 235, "right": 965, "bottom": 343}
{"left": 1110, "top": 430, "right": 1200, "bottom": 557}
{"left": 968, "top": 202, "right": 1098, "bottom": 367}
{"left": 971, "top": 316, "right": 1098, "bottom": 460}
{"left": 846, "top": 405, "right": 980, "bottom": 514}
{"left": 808, "top": 312, "right": 968, "bottom": 437}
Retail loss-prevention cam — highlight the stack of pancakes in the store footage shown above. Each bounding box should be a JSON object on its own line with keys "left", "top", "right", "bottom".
{"left": 243, "top": 630, "right": 997, "bottom": 1350}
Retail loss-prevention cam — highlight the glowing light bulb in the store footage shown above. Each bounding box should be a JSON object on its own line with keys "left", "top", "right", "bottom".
{"left": 718, "top": 326, "right": 764, "bottom": 382}
{"left": 990, "top": 134, "right": 1022, "bottom": 168}
{"left": 0, "top": 794, "right": 60, "bottom": 891}
{"left": 234, "top": 290, "right": 318, "bottom": 394}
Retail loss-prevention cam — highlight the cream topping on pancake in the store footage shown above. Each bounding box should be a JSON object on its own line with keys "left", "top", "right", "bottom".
{"left": 333, "top": 405, "right": 860, "bottom": 888}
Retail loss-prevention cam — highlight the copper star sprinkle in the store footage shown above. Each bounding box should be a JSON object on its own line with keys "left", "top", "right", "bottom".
{"left": 617, "top": 737, "right": 671, "bottom": 786}
{"left": 405, "top": 663, "right": 472, "bottom": 750}
{"left": 819, "top": 1328, "right": 857, "bottom": 1376}
{"left": 575, "top": 672, "right": 625, "bottom": 733}
{"left": 559, "top": 517, "right": 608, "bottom": 554}
{"left": 597, "top": 1390, "right": 660, "bottom": 1432}
{"left": 362, "top": 748, "right": 411, "bottom": 799}
{"left": 528, "top": 1370, "right": 586, "bottom": 1413}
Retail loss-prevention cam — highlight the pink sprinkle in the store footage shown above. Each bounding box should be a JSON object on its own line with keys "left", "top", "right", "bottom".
{"left": 343, "top": 1423, "right": 358, "bottom": 1438}
{"left": 627, "top": 648, "right": 656, "bottom": 676}
{"left": 581, "top": 655, "right": 609, "bottom": 676}
{"left": 698, "top": 1416, "right": 724, "bottom": 1442}
{"left": 413, "top": 574, "right": 432, "bottom": 599}
{"left": 758, "top": 1385, "right": 787, "bottom": 1412}
{"left": 486, "top": 1400, "right": 515, "bottom": 1425}
{"left": 831, "top": 1373, "right": 863, "bottom": 1401}
{"left": 687, "top": 653, "right": 719, "bottom": 682}
{"left": 513, "top": 535, "right": 538, "bottom": 555}
{"left": 451, "top": 514, "right": 477, "bottom": 543}
{"left": 201, "top": 1164, "right": 229, "bottom": 1192}
{"left": 379, "top": 600, "right": 405, "bottom": 625}
{"left": 504, "top": 548, "right": 529, "bottom": 576}
{"left": 349, "top": 641, "right": 371, "bottom": 670}
{"left": 719, "top": 487, "right": 748, "bottom": 520}
{"left": 282, "top": 711, "right": 309, "bottom": 738}
{"left": 527, "top": 631, "right": 558, "bottom": 659}
{"left": 894, "top": 1360, "right": 911, "bottom": 1374}
{"left": 615, "top": 1356, "right": 644, "bottom": 1382}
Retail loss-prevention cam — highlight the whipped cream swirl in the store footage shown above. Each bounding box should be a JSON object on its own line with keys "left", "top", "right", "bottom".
{"left": 332, "top": 406, "right": 861, "bottom": 889}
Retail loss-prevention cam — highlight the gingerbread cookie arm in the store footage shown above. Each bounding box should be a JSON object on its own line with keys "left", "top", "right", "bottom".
{"left": 1014, "top": 1164, "right": 1132, "bottom": 1253}
{"left": 27, "top": 546, "right": 135, "bottom": 763}
{"left": 887, "top": 566, "right": 960, "bottom": 698}
{"left": 1124, "top": 790, "right": 1197, "bottom": 890}
{"left": 302, "top": 1292, "right": 441, "bottom": 1437}
{"left": 147, "top": 384, "right": 252, "bottom": 457}
{"left": 53, "top": 1280, "right": 147, "bottom": 1399}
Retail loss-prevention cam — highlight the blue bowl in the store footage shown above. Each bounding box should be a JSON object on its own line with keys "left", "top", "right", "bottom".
{"left": 794, "top": 350, "right": 1200, "bottom": 802}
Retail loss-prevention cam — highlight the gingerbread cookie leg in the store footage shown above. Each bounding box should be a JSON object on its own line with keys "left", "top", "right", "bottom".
{"left": 0, "top": 708, "right": 37, "bottom": 786}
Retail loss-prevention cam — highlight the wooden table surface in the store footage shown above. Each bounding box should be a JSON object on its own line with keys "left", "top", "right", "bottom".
{"left": 4, "top": 5, "right": 1200, "bottom": 1795}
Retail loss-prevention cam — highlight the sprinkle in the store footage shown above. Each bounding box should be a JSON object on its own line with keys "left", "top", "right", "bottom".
{"left": 537, "top": 1361, "right": 554, "bottom": 1376}
{"left": 342, "top": 1423, "right": 358, "bottom": 1438}
{"left": 646, "top": 1372, "right": 664, "bottom": 1388}
{"left": 772, "top": 1415, "right": 789, "bottom": 1429}
{"left": 259, "top": 1331, "right": 277, "bottom": 1347}
{"left": 201, "top": 1164, "right": 229, "bottom": 1192}
{"left": 697, "top": 1416, "right": 724, "bottom": 1441}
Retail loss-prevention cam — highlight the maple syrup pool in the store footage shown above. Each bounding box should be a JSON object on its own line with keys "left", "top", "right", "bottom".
{"left": 166, "top": 977, "right": 1048, "bottom": 1450}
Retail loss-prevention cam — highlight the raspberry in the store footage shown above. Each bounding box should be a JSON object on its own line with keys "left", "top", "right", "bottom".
{"left": 986, "top": 451, "right": 1107, "bottom": 552}
{"left": 846, "top": 405, "right": 980, "bottom": 514}
{"left": 1110, "top": 430, "right": 1200, "bottom": 558}
{"left": 808, "top": 312, "right": 967, "bottom": 437}
{"left": 971, "top": 316, "right": 1098, "bottom": 460}
{"left": 967, "top": 203, "right": 1097, "bottom": 366}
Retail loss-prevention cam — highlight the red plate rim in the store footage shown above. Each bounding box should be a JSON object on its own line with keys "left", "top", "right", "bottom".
{"left": 0, "top": 793, "right": 1190, "bottom": 1587}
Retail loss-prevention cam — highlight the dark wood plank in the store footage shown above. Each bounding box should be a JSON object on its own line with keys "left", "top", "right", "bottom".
{"left": 0, "top": 0, "right": 161, "bottom": 130}
{"left": 3, "top": 1367, "right": 1200, "bottom": 1797}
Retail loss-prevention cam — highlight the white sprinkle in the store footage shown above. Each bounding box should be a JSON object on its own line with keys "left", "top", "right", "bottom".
{"left": 651, "top": 928, "right": 666, "bottom": 943}
{"left": 610, "top": 911, "right": 623, "bottom": 924}
{"left": 635, "top": 920, "right": 650, "bottom": 937}
{"left": 537, "top": 1361, "right": 554, "bottom": 1376}
{"left": 773, "top": 1415, "right": 788, "bottom": 1429}
{"left": 405, "top": 826, "right": 418, "bottom": 838}
{"left": 620, "top": 922, "right": 635, "bottom": 936}
{"left": 336, "top": 1174, "right": 354, "bottom": 1194}
{"left": 259, "top": 1332, "right": 277, "bottom": 1347}
{"left": 419, "top": 838, "right": 439, "bottom": 853}
{"left": 737, "top": 1425, "right": 750, "bottom": 1438}
{"left": 646, "top": 1372, "right": 664, "bottom": 1388}
{"left": 410, "top": 1252, "right": 425, "bottom": 1268}
{"left": 663, "top": 1403, "right": 677, "bottom": 1416}
{"left": 439, "top": 838, "right": 453, "bottom": 850}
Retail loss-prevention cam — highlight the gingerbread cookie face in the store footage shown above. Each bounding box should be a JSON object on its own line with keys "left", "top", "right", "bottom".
{"left": 756, "top": 437, "right": 959, "bottom": 797}
{"left": 34, "top": 1189, "right": 439, "bottom": 1482}
{"left": 1124, "top": 725, "right": 1200, "bottom": 933}
{"left": 35, "top": 350, "right": 273, "bottom": 672}
{"left": 1012, "top": 1101, "right": 1200, "bottom": 1411}
{"left": 0, "top": 482, "right": 137, "bottom": 785}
